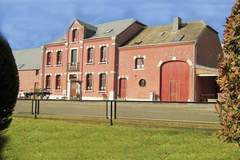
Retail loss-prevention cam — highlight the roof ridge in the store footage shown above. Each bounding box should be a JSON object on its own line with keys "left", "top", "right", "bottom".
{"left": 96, "top": 18, "right": 136, "bottom": 26}
{"left": 13, "top": 47, "right": 41, "bottom": 53}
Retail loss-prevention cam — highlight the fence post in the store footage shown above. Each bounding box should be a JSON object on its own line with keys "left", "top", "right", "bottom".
{"left": 31, "top": 100, "right": 34, "bottom": 115}
{"left": 106, "top": 100, "right": 108, "bottom": 119}
{"left": 34, "top": 100, "right": 37, "bottom": 119}
{"left": 37, "top": 100, "right": 40, "bottom": 115}
{"left": 110, "top": 101, "right": 113, "bottom": 126}
{"left": 114, "top": 100, "right": 117, "bottom": 119}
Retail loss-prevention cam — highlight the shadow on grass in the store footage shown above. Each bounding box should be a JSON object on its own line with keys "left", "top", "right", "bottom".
{"left": 0, "top": 135, "right": 8, "bottom": 160}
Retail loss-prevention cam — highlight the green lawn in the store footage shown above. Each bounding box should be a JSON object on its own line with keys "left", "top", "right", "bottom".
{"left": 2, "top": 118, "right": 240, "bottom": 160}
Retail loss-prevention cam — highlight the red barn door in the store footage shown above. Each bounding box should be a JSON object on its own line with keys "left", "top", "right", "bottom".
{"left": 161, "top": 61, "right": 189, "bottom": 101}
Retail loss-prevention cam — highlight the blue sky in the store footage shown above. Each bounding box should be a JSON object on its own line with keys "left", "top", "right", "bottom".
{"left": 0, "top": 0, "right": 235, "bottom": 50}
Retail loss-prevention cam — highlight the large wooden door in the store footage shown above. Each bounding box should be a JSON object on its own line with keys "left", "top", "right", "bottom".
{"left": 119, "top": 78, "right": 127, "bottom": 98}
{"left": 169, "top": 80, "right": 179, "bottom": 101}
{"left": 161, "top": 61, "right": 189, "bottom": 101}
{"left": 70, "top": 81, "right": 77, "bottom": 97}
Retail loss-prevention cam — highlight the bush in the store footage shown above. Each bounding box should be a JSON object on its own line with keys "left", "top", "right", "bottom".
{"left": 0, "top": 34, "right": 19, "bottom": 132}
{"left": 217, "top": 0, "right": 240, "bottom": 145}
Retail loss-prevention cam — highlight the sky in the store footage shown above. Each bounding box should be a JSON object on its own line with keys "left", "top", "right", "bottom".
{"left": 0, "top": 0, "right": 235, "bottom": 50}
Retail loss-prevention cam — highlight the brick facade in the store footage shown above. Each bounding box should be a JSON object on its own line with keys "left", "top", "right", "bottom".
{"left": 16, "top": 17, "right": 222, "bottom": 102}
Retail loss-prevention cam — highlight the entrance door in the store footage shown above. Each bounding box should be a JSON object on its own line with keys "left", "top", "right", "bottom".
{"left": 119, "top": 78, "right": 127, "bottom": 98}
{"left": 70, "top": 81, "right": 77, "bottom": 98}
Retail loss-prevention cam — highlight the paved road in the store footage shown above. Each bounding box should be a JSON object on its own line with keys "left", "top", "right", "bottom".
{"left": 14, "top": 100, "right": 219, "bottom": 123}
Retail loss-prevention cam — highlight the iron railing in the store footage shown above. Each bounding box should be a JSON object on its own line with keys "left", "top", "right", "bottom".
{"left": 67, "top": 63, "right": 80, "bottom": 71}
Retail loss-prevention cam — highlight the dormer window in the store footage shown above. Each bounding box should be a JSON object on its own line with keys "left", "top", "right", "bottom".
{"left": 104, "top": 28, "right": 114, "bottom": 34}
{"left": 72, "top": 29, "right": 78, "bottom": 42}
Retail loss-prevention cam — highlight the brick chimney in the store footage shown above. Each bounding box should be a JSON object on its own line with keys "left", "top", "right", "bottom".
{"left": 172, "top": 17, "right": 182, "bottom": 32}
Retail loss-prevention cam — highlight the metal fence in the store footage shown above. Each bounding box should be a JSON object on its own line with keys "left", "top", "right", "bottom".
{"left": 14, "top": 99, "right": 218, "bottom": 126}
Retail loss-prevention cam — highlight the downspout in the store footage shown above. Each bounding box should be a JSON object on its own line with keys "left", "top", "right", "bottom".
{"left": 41, "top": 45, "right": 46, "bottom": 90}
{"left": 193, "top": 41, "right": 197, "bottom": 102}
{"left": 80, "top": 39, "right": 84, "bottom": 100}
{"left": 65, "top": 32, "right": 69, "bottom": 99}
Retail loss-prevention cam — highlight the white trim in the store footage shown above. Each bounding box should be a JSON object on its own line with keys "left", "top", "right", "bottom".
{"left": 157, "top": 60, "right": 163, "bottom": 67}
{"left": 99, "top": 44, "right": 109, "bottom": 48}
{"left": 45, "top": 73, "right": 52, "bottom": 76}
{"left": 86, "top": 45, "right": 95, "bottom": 49}
{"left": 187, "top": 59, "right": 193, "bottom": 66}
{"left": 48, "top": 95, "right": 66, "bottom": 99}
{"left": 84, "top": 72, "right": 94, "bottom": 75}
{"left": 98, "top": 71, "right": 108, "bottom": 75}
{"left": 82, "top": 96, "right": 105, "bottom": 100}
{"left": 56, "top": 49, "right": 63, "bottom": 52}
{"left": 172, "top": 56, "right": 177, "bottom": 60}
{"left": 133, "top": 55, "right": 146, "bottom": 60}
{"left": 197, "top": 74, "right": 218, "bottom": 77}
{"left": 110, "top": 71, "right": 116, "bottom": 74}
{"left": 118, "top": 76, "right": 129, "bottom": 80}
{"left": 125, "top": 98, "right": 150, "bottom": 101}
{"left": 55, "top": 73, "right": 63, "bottom": 76}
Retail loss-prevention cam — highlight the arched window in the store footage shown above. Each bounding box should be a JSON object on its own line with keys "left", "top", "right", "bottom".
{"left": 135, "top": 58, "right": 144, "bottom": 69}
{"left": 86, "top": 74, "right": 93, "bottom": 90}
{"left": 100, "top": 46, "right": 107, "bottom": 63}
{"left": 46, "top": 75, "right": 51, "bottom": 89}
{"left": 56, "top": 51, "right": 62, "bottom": 65}
{"left": 55, "top": 75, "right": 61, "bottom": 89}
{"left": 99, "top": 73, "right": 107, "bottom": 91}
{"left": 72, "top": 29, "right": 78, "bottom": 42}
{"left": 87, "top": 48, "right": 94, "bottom": 63}
{"left": 46, "top": 52, "right": 51, "bottom": 65}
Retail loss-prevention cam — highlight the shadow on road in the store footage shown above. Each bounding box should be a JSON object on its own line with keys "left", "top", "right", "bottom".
{"left": 0, "top": 135, "right": 8, "bottom": 160}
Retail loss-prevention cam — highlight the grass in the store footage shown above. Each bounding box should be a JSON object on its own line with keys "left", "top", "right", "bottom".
{"left": 1, "top": 117, "right": 240, "bottom": 160}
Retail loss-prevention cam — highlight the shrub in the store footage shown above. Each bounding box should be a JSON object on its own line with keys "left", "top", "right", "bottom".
{"left": 0, "top": 34, "right": 19, "bottom": 132}
{"left": 217, "top": 0, "right": 240, "bottom": 145}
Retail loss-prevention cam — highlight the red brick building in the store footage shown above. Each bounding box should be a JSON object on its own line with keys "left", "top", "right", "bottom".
{"left": 14, "top": 17, "right": 222, "bottom": 101}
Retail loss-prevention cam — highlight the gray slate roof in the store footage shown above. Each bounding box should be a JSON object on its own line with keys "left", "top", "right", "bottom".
{"left": 49, "top": 18, "right": 137, "bottom": 44}
{"left": 13, "top": 48, "right": 42, "bottom": 70}
{"left": 125, "top": 21, "right": 208, "bottom": 47}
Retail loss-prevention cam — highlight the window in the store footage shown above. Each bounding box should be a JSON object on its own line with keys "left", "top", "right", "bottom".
{"left": 72, "top": 29, "right": 78, "bottom": 42}
{"left": 86, "top": 74, "right": 93, "bottom": 90}
{"left": 55, "top": 75, "right": 61, "bottom": 90}
{"left": 135, "top": 58, "right": 144, "bottom": 69}
{"left": 46, "top": 75, "right": 51, "bottom": 89}
{"left": 46, "top": 52, "right": 51, "bottom": 65}
{"left": 100, "top": 46, "right": 107, "bottom": 63}
{"left": 70, "top": 49, "right": 77, "bottom": 65}
{"left": 87, "top": 48, "right": 94, "bottom": 63}
{"left": 56, "top": 51, "right": 62, "bottom": 65}
{"left": 139, "top": 79, "right": 146, "bottom": 87}
{"left": 35, "top": 70, "right": 39, "bottom": 76}
{"left": 99, "top": 73, "right": 107, "bottom": 91}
